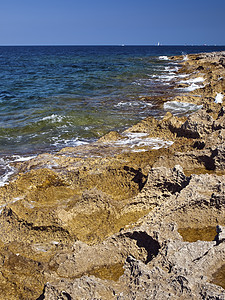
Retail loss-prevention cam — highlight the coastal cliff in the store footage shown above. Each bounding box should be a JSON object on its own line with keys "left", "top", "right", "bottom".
{"left": 0, "top": 51, "right": 225, "bottom": 299}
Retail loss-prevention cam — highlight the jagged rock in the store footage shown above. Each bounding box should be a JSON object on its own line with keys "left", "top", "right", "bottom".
{"left": 125, "top": 112, "right": 186, "bottom": 140}
{"left": 97, "top": 131, "right": 126, "bottom": 142}
{"left": 1, "top": 51, "right": 225, "bottom": 299}
{"left": 126, "top": 165, "right": 190, "bottom": 209}
{"left": 37, "top": 164, "right": 225, "bottom": 299}
{"left": 180, "top": 108, "right": 215, "bottom": 138}
{"left": 38, "top": 238, "right": 225, "bottom": 300}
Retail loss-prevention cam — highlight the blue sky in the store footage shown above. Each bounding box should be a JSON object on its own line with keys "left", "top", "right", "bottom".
{"left": 0, "top": 0, "right": 225, "bottom": 45}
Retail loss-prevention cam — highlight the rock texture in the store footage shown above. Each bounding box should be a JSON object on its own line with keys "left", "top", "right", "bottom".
{"left": 0, "top": 51, "right": 225, "bottom": 299}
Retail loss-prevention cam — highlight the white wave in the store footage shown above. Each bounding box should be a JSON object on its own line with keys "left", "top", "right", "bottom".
{"left": 150, "top": 139, "right": 174, "bottom": 150}
{"left": 179, "top": 77, "right": 204, "bottom": 84}
{"left": 159, "top": 56, "right": 169, "bottom": 60}
{"left": 41, "top": 114, "right": 64, "bottom": 122}
{"left": 176, "top": 74, "right": 190, "bottom": 78}
{"left": 24, "top": 202, "right": 35, "bottom": 209}
{"left": 84, "top": 126, "right": 94, "bottom": 131}
{"left": 0, "top": 168, "right": 14, "bottom": 187}
{"left": 164, "top": 101, "right": 202, "bottom": 114}
{"left": 0, "top": 157, "right": 15, "bottom": 187}
{"left": 133, "top": 77, "right": 171, "bottom": 87}
{"left": 183, "top": 55, "right": 188, "bottom": 61}
{"left": 177, "top": 77, "right": 205, "bottom": 92}
{"left": 0, "top": 155, "right": 37, "bottom": 187}
{"left": 133, "top": 82, "right": 141, "bottom": 86}
{"left": 150, "top": 71, "right": 189, "bottom": 84}
{"left": 125, "top": 132, "right": 148, "bottom": 138}
{"left": 184, "top": 83, "right": 205, "bottom": 92}
{"left": 116, "top": 101, "right": 138, "bottom": 107}
{"left": 12, "top": 155, "right": 36, "bottom": 162}
{"left": 52, "top": 137, "right": 89, "bottom": 148}
{"left": 215, "top": 93, "right": 224, "bottom": 104}
{"left": 132, "top": 149, "right": 147, "bottom": 152}
{"left": 112, "top": 132, "right": 173, "bottom": 150}
{"left": 149, "top": 65, "right": 181, "bottom": 84}
{"left": 115, "top": 101, "right": 153, "bottom": 108}
{"left": 164, "top": 66, "right": 179, "bottom": 72}
{"left": 154, "top": 74, "right": 177, "bottom": 81}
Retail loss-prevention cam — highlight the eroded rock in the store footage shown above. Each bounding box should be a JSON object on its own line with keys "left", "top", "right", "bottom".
{"left": 1, "top": 51, "right": 225, "bottom": 299}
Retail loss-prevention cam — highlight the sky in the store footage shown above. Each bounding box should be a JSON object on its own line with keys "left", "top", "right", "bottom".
{"left": 0, "top": 0, "right": 225, "bottom": 45}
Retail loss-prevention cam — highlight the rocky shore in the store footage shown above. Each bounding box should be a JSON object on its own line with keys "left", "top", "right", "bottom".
{"left": 0, "top": 51, "right": 225, "bottom": 299}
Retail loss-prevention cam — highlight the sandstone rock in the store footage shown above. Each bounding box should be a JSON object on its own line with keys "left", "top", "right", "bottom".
{"left": 97, "top": 131, "right": 126, "bottom": 142}
{"left": 36, "top": 164, "right": 225, "bottom": 299}
{"left": 2, "top": 50, "right": 225, "bottom": 299}
{"left": 180, "top": 108, "right": 215, "bottom": 138}
{"left": 38, "top": 237, "right": 225, "bottom": 300}
{"left": 127, "top": 165, "right": 190, "bottom": 209}
{"left": 125, "top": 112, "right": 186, "bottom": 141}
{"left": 34, "top": 50, "right": 225, "bottom": 299}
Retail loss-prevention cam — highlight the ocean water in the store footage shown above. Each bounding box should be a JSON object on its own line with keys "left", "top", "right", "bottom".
{"left": 0, "top": 45, "right": 225, "bottom": 162}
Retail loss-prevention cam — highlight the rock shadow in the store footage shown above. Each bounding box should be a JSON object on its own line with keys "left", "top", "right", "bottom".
{"left": 123, "top": 166, "right": 148, "bottom": 191}
{"left": 36, "top": 286, "right": 72, "bottom": 300}
{"left": 125, "top": 231, "right": 160, "bottom": 264}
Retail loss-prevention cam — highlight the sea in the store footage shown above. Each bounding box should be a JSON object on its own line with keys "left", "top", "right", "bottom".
{"left": 1, "top": 45, "right": 225, "bottom": 184}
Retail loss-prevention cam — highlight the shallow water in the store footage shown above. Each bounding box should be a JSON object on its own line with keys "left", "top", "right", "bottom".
{"left": 1, "top": 45, "right": 225, "bottom": 185}
{"left": 1, "top": 45, "right": 225, "bottom": 156}
{"left": 211, "top": 264, "right": 225, "bottom": 289}
{"left": 178, "top": 226, "right": 217, "bottom": 242}
{"left": 87, "top": 263, "right": 125, "bottom": 281}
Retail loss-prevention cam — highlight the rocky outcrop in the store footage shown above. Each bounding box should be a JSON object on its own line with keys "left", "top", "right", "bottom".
{"left": 0, "top": 51, "right": 225, "bottom": 299}
{"left": 125, "top": 112, "right": 187, "bottom": 140}
{"left": 38, "top": 166, "right": 225, "bottom": 299}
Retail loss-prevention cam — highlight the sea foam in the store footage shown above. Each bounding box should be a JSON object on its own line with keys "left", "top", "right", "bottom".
{"left": 215, "top": 93, "right": 224, "bottom": 103}
{"left": 158, "top": 56, "right": 169, "bottom": 60}
{"left": 178, "top": 77, "right": 205, "bottom": 92}
{"left": 112, "top": 132, "right": 173, "bottom": 151}
{"left": 164, "top": 101, "right": 202, "bottom": 115}
{"left": 0, "top": 155, "right": 35, "bottom": 187}
{"left": 41, "top": 114, "right": 64, "bottom": 122}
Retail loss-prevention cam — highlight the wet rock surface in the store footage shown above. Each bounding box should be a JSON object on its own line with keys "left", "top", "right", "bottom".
{"left": 0, "top": 51, "right": 225, "bottom": 299}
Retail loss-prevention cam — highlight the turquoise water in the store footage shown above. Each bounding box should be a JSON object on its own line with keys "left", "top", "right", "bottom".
{"left": 0, "top": 45, "right": 225, "bottom": 156}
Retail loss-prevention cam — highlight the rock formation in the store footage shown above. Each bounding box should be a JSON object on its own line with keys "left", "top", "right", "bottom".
{"left": 0, "top": 51, "right": 225, "bottom": 299}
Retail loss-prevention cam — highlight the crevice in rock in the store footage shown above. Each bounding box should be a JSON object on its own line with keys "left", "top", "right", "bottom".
{"left": 124, "top": 231, "right": 160, "bottom": 264}
{"left": 197, "top": 155, "right": 216, "bottom": 170}
{"left": 156, "top": 167, "right": 191, "bottom": 195}
{"left": 217, "top": 106, "right": 225, "bottom": 118}
{"left": 123, "top": 166, "right": 148, "bottom": 191}
{"left": 193, "top": 249, "right": 210, "bottom": 263}
{"left": 162, "top": 176, "right": 190, "bottom": 195}
{"left": 171, "top": 123, "right": 201, "bottom": 139}
{"left": 36, "top": 291, "right": 45, "bottom": 300}
{"left": 61, "top": 291, "right": 72, "bottom": 300}
{"left": 193, "top": 140, "right": 205, "bottom": 150}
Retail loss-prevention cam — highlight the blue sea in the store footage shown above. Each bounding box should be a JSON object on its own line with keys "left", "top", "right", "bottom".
{"left": 0, "top": 45, "right": 225, "bottom": 182}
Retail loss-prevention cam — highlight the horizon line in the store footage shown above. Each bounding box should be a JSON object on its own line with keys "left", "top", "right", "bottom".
{"left": 0, "top": 44, "right": 225, "bottom": 47}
